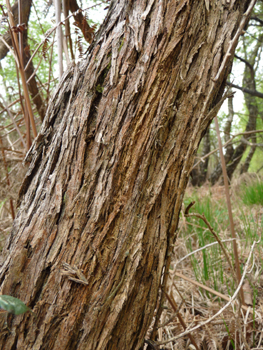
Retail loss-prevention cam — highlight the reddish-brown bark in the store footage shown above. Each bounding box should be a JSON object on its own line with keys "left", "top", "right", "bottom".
{"left": 0, "top": 1, "right": 254, "bottom": 349}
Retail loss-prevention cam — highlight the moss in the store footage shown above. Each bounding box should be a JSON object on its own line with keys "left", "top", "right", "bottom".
{"left": 106, "top": 61, "right": 111, "bottom": 71}
{"left": 96, "top": 84, "right": 104, "bottom": 93}
{"left": 118, "top": 37, "right": 125, "bottom": 52}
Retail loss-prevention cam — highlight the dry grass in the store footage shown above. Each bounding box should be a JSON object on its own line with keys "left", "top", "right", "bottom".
{"left": 148, "top": 183, "right": 263, "bottom": 350}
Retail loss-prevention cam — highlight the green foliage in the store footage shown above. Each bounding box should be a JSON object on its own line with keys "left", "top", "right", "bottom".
{"left": 0, "top": 295, "right": 33, "bottom": 315}
{"left": 223, "top": 320, "right": 236, "bottom": 349}
{"left": 248, "top": 148, "right": 263, "bottom": 173}
{"left": 0, "top": 53, "right": 18, "bottom": 94}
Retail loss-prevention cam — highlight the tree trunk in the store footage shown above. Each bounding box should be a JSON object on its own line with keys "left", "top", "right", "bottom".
{"left": 209, "top": 90, "right": 235, "bottom": 185}
{"left": 225, "top": 55, "right": 258, "bottom": 179}
{"left": 0, "top": 1, "right": 253, "bottom": 349}
{"left": 209, "top": 36, "right": 261, "bottom": 183}
{"left": 240, "top": 142, "right": 256, "bottom": 174}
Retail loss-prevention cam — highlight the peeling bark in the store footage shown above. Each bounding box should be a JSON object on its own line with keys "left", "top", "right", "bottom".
{"left": 0, "top": 1, "right": 254, "bottom": 349}
{"left": 191, "top": 127, "right": 210, "bottom": 186}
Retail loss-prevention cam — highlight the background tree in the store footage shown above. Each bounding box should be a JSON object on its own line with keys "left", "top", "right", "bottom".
{"left": 190, "top": 2, "right": 263, "bottom": 185}
{"left": 0, "top": 0, "right": 257, "bottom": 349}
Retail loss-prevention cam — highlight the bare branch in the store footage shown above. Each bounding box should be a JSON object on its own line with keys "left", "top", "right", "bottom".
{"left": 240, "top": 137, "right": 263, "bottom": 147}
{"left": 0, "top": 93, "right": 26, "bottom": 149}
{"left": 250, "top": 16, "right": 263, "bottom": 26}
{"left": 192, "top": 129, "right": 263, "bottom": 170}
{"left": 226, "top": 82, "right": 263, "bottom": 98}
{"left": 234, "top": 54, "right": 254, "bottom": 74}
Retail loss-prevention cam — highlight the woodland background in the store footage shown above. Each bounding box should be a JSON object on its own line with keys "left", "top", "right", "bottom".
{"left": 0, "top": 0, "right": 263, "bottom": 349}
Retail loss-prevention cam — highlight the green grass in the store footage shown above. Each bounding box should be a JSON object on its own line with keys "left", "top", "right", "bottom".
{"left": 0, "top": 199, "right": 6, "bottom": 211}
{"left": 183, "top": 193, "right": 230, "bottom": 288}
{"left": 181, "top": 188, "right": 263, "bottom": 297}
{"left": 241, "top": 181, "right": 263, "bottom": 205}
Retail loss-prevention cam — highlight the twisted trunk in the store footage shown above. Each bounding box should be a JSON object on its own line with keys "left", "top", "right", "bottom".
{"left": 0, "top": 1, "right": 253, "bottom": 349}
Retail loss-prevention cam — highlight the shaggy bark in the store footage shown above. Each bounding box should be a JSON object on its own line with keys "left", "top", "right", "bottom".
{"left": 191, "top": 127, "right": 210, "bottom": 186}
{"left": 0, "top": 1, "right": 253, "bottom": 349}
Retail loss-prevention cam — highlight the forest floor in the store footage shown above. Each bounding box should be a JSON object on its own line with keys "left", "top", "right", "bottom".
{"left": 155, "top": 175, "right": 263, "bottom": 350}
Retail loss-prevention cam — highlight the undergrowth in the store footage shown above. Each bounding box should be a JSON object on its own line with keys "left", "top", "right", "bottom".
{"left": 240, "top": 180, "right": 263, "bottom": 206}
{"left": 154, "top": 181, "right": 263, "bottom": 350}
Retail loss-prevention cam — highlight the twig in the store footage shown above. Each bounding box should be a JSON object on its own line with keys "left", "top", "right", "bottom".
{"left": 213, "top": 0, "right": 258, "bottom": 82}
{"left": 24, "top": 2, "right": 104, "bottom": 72}
{"left": 240, "top": 137, "right": 263, "bottom": 147}
{"left": 0, "top": 36, "right": 19, "bottom": 66}
{"left": 0, "top": 94, "right": 26, "bottom": 149}
{"left": 157, "top": 300, "right": 184, "bottom": 328}
{"left": 54, "top": 0, "right": 63, "bottom": 78}
{"left": 173, "top": 274, "right": 258, "bottom": 318}
{"left": 175, "top": 238, "right": 238, "bottom": 266}
{"left": 0, "top": 136, "right": 15, "bottom": 219}
{"left": 192, "top": 129, "right": 263, "bottom": 170}
{"left": 185, "top": 201, "right": 195, "bottom": 215}
{"left": 184, "top": 206, "right": 238, "bottom": 292}
{"left": 26, "top": 41, "right": 55, "bottom": 84}
{"left": 4, "top": 0, "right": 37, "bottom": 139}
{"left": 214, "top": 115, "right": 244, "bottom": 304}
{"left": 226, "top": 81, "right": 263, "bottom": 99}
{"left": 0, "top": 98, "right": 22, "bottom": 116}
{"left": 164, "top": 292, "right": 201, "bottom": 350}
